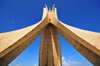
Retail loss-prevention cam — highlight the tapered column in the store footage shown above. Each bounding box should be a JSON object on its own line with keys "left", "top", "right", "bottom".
{"left": 39, "top": 24, "right": 62, "bottom": 66}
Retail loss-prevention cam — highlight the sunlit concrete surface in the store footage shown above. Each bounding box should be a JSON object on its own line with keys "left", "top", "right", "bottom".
{"left": 0, "top": 5, "right": 100, "bottom": 66}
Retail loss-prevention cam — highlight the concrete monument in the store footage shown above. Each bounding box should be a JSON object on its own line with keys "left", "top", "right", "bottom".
{"left": 0, "top": 5, "right": 100, "bottom": 66}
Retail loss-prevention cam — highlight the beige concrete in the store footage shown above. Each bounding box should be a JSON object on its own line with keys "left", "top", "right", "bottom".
{"left": 0, "top": 5, "right": 100, "bottom": 66}
{"left": 50, "top": 6, "right": 100, "bottom": 66}
{"left": 0, "top": 5, "right": 49, "bottom": 66}
{"left": 39, "top": 24, "right": 61, "bottom": 66}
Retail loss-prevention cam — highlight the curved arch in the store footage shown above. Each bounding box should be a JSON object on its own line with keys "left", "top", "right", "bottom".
{"left": 50, "top": 10, "right": 100, "bottom": 65}
{"left": 0, "top": 6, "right": 49, "bottom": 66}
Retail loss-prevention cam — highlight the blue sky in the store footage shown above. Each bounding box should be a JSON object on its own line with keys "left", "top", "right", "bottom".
{"left": 0, "top": 0, "right": 100, "bottom": 66}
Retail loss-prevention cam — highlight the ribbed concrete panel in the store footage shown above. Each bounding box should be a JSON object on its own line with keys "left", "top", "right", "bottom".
{"left": 39, "top": 24, "right": 61, "bottom": 66}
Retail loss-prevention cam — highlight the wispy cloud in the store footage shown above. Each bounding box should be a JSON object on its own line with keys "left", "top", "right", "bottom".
{"left": 62, "top": 57, "right": 65, "bottom": 61}
{"left": 63, "top": 61, "right": 69, "bottom": 66}
{"left": 12, "top": 22, "right": 15, "bottom": 24}
{"left": 70, "top": 56, "right": 72, "bottom": 59}
{"left": 34, "top": 64, "right": 36, "bottom": 66}
{"left": 15, "top": 63, "right": 20, "bottom": 66}
{"left": 62, "top": 57, "right": 83, "bottom": 66}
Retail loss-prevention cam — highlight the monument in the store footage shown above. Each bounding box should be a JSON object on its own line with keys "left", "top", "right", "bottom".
{"left": 0, "top": 5, "right": 100, "bottom": 66}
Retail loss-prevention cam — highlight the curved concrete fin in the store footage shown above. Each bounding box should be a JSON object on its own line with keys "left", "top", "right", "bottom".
{"left": 53, "top": 20, "right": 100, "bottom": 56}
{"left": 52, "top": 4, "right": 58, "bottom": 19}
{"left": 0, "top": 6, "right": 49, "bottom": 65}
{"left": 0, "top": 22, "right": 39, "bottom": 56}
{"left": 50, "top": 13, "right": 100, "bottom": 65}
{"left": 51, "top": 12, "right": 100, "bottom": 55}
{"left": 42, "top": 4, "right": 48, "bottom": 19}
{"left": 60, "top": 21, "right": 100, "bottom": 49}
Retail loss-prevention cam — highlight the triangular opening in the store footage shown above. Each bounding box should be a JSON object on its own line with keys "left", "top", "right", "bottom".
{"left": 8, "top": 32, "right": 94, "bottom": 66}
{"left": 8, "top": 34, "right": 42, "bottom": 66}
{"left": 58, "top": 33, "right": 93, "bottom": 66}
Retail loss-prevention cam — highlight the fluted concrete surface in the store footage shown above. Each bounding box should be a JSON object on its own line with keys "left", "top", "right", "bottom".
{"left": 39, "top": 24, "right": 61, "bottom": 66}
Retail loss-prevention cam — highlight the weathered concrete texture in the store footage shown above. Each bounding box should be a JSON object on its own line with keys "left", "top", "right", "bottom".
{"left": 39, "top": 24, "right": 62, "bottom": 66}
{"left": 52, "top": 22, "right": 100, "bottom": 65}
{"left": 54, "top": 25, "right": 100, "bottom": 66}
{"left": 0, "top": 26, "right": 46, "bottom": 66}
{"left": 51, "top": 20, "right": 100, "bottom": 66}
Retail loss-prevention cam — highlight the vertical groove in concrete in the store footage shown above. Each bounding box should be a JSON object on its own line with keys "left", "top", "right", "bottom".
{"left": 39, "top": 24, "right": 62, "bottom": 66}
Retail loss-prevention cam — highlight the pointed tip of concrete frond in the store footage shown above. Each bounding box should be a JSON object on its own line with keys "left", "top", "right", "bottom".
{"left": 45, "top": 4, "right": 48, "bottom": 10}
{"left": 45, "top": 4, "right": 47, "bottom": 8}
{"left": 53, "top": 4, "right": 55, "bottom": 7}
{"left": 52, "top": 4, "right": 55, "bottom": 11}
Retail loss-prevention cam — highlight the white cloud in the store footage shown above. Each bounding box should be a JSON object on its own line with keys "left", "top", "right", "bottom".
{"left": 15, "top": 63, "right": 20, "bottom": 66}
{"left": 62, "top": 57, "right": 65, "bottom": 61}
{"left": 63, "top": 61, "right": 69, "bottom": 66}
{"left": 62, "top": 57, "right": 83, "bottom": 66}
{"left": 34, "top": 64, "right": 36, "bottom": 66}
